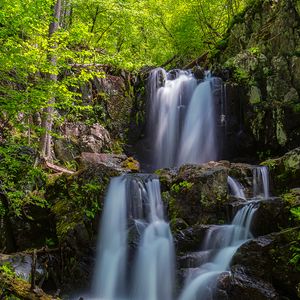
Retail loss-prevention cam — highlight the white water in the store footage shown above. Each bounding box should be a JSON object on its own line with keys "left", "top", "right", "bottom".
{"left": 92, "top": 177, "right": 128, "bottom": 299}
{"left": 92, "top": 175, "right": 175, "bottom": 300}
{"left": 147, "top": 68, "right": 218, "bottom": 169}
{"left": 253, "top": 166, "right": 270, "bottom": 199}
{"left": 227, "top": 176, "right": 246, "bottom": 200}
{"left": 177, "top": 76, "right": 217, "bottom": 165}
{"left": 179, "top": 202, "right": 257, "bottom": 300}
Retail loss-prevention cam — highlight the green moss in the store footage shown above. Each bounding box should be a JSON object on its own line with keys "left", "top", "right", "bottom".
{"left": 171, "top": 181, "right": 193, "bottom": 194}
{"left": 261, "top": 158, "right": 277, "bottom": 170}
{"left": 284, "top": 154, "right": 300, "bottom": 172}
{"left": 47, "top": 168, "right": 114, "bottom": 240}
{"left": 282, "top": 191, "right": 300, "bottom": 207}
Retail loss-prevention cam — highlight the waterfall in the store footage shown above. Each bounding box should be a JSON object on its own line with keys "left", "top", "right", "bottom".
{"left": 92, "top": 175, "right": 175, "bottom": 300}
{"left": 253, "top": 166, "right": 270, "bottom": 199}
{"left": 147, "top": 68, "right": 220, "bottom": 170}
{"left": 179, "top": 201, "right": 257, "bottom": 300}
{"left": 227, "top": 176, "right": 246, "bottom": 200}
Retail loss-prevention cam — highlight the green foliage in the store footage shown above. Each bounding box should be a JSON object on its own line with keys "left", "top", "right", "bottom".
{"left": 171, "top": 181, "right": 193, "bottom": 194}
{"left": 0, "top": 142, "right": 48, "bottom": 217}
{"left": 0, "top": 263, "right": 15, "bottom": 277}
{"left": 289, "top": 207, "right": 300, "bottom": 270}
{"left": 291, "top": 207, "right": 300, "bottom": 221}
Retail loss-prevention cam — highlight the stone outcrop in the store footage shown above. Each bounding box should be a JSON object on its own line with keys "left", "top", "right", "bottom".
{"left": 54, "top": 122, "right": 111, "bottom": 164}
{"left": 262, "top": 147, "right": 300, "bottom": 193}
{"left": 214, "top": 0, "right": 300, "bottom": 157}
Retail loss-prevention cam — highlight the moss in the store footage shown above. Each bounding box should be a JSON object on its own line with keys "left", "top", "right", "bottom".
{"left": 0, "top": 269, "right": 57, "bottom": 300}
{"left": 121, "top": 157, "right": 140, "bottom": 172}
{"left": 249, "top": 86, "right": 262, "bottom": 104}
{"left": 170, "top": 181, "right": 193, "bottom": 194}
{"left": 47, "top": 166, "right": 116, "bottom": 241}
{"left": 261, "top": 158, "right": 278, "bottom": 170}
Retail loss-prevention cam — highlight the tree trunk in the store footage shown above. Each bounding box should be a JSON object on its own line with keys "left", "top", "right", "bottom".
{"left": 39, "top": 0, "right": 61, "bottom": 160}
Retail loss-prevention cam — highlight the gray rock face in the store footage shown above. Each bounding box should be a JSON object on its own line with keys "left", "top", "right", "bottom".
{"left": 215, "top": 0, "right": 300, "bottom": 155}
{"left": 54, "top": 122, "right": 111, "bottom": 163}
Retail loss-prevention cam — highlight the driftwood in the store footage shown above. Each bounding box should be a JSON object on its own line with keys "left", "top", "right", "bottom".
{"left": 183, "top": 51, "right": 209, "bottom": 69}
{"left": 44, "top": 161, "right": 74, "bottom": 175}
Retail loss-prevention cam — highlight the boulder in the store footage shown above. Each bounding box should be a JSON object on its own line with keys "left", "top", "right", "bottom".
{"left": 262, "top": 147, "right": 300, "bottom": 193}
{"left": 231, "top": 227, "right": 300, "bottom": 299}
{"left": 158, "top": 161, "right": 255, "bottom": 227}
{"left": 54, "top": 122, "right": 112, "bottom": 164}
{"left": 218, "top": 266, "right": 280, "bottom": 300}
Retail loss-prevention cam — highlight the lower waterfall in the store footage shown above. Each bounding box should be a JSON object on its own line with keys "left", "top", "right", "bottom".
{"left": 92, "top": 175, "right": 175, "bottom": 300}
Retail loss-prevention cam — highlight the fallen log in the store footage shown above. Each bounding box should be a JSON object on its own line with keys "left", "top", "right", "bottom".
{"left": 183, "top": 51, "right": 209, "bottom": 70}
{"left": 0, "top": 271, "right": 59, "bottom": 300}
{"left": 44, "top": 161, "right": 74, "bottom": 175}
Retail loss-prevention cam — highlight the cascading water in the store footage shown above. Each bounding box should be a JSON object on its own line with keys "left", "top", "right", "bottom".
{"left": 253, "top": 166, "right": 270, "bottom": 199}
{"left": 90, "top": 68, "right": 273, "bottom": 300}
{"left": 179, "top": 200, "right": 257, "bottom": 300}
{"left": 92, "top": 175, "right": 175, "bottom": 300}
{"left": 227, "top": 176, "right": 246, "bottom": 200}
{"left": 147, "top": 68, "right": 220, "bottom": 170}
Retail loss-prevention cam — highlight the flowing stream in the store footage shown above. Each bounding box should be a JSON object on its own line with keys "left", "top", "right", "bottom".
{"left": 227, "top": 176, "right": 246, "bottom": 200}
{"left": 179, "top": 202, "right": 257, "bottom": 300}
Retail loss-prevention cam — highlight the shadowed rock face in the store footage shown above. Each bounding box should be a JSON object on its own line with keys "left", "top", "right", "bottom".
{"left": 230, "top": 228, "right": 300, "bottom": 299}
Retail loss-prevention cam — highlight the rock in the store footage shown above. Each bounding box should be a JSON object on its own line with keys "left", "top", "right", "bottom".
{"left": 231, "top": 227, "right": 300, "bottom": 299}
{"left": 224, "top": 266, "right": 280, "bottom": 300}
{"left": 121, "top": 156, "right": 140, "bottom": 172}
{"left": 192, "top": 66, "right": 205, "bottom": 80}
{"left": 54, "top": 122, "right": 111, "bottom": 163}
{"left": 228, "top": 198, "right": 292, "bottom": 236}
{"left": 175, "top": 224, "right": 212, "bottom": 253}
{"left": 214, "top": 0, "right": 300, "bottom": 154}
{"left": 92, "top": 74, "right": 134, "bottom": 139}
{"left": 159, "top": 161, "right": 255, "bottom": 227}
{"left": 262, "top": 147, "right": 300, "bottom": 193}
{"left": 45, "top": 163, "right": 123, "bottom": 291}
{"left": 78, "top": 152, "right": 140, "bottom": 173}
{"left": 78, "top": 152, "right": 127, "bottom": 170}
{"left": 250, "top": 198, "right": 291, "bottom": 236}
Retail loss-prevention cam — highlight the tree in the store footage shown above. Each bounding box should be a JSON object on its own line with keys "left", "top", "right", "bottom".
{"left": 39, "top": 0, "right": 62, "bottom": 159}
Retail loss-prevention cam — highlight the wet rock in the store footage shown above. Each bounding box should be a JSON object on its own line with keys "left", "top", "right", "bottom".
{"left": 45, "top": 163, "right": 123, "bottom": 291}
{"left": 159, "top": 161, "right": 255, "bottom": 227}
{"left": 223, "top": 266, "right": 280, "bottom": 300}
{"left": 175, "top": 224, "right": 212, "bottom": 253}
{"left": 231, "top": 227, "right": 300, "bottom": 299}
{"left": 192, "top": 66, "right": 205, "bottom": 80}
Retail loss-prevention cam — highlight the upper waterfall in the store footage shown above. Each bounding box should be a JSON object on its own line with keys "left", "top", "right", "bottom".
{"left": 146, "top": 68, "right": 222, "bottom": 170}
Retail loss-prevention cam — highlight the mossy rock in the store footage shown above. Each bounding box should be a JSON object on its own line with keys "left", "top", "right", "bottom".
{"left": 46, "top": 164, "right": 121, "bottom": 241}
{"left": 262, "top": 147, "right": 300, "bottom": 194}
